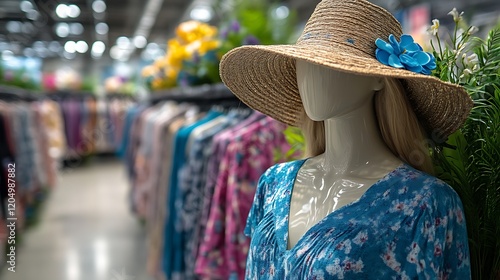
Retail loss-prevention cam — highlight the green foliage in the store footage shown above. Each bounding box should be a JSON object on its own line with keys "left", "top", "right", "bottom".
{"left": 275, "top": 126, "right": 305, "bottom": 162}
{"left": 0, "top": 64, "right": 40, "bottom": 91}
{"left": 431, "top": 17, "right": 500, "bottom": 280}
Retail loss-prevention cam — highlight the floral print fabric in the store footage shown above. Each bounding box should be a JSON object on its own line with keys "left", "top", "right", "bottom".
{"left": 245, "top": 159, "right": 471, "bottom": 280}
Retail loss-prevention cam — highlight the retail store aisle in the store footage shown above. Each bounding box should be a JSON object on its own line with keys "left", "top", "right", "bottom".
{"left": 1, "top": 159, "right": 153, "bottom": 280}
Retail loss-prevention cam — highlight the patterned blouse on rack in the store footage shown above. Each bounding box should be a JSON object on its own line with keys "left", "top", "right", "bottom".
{"left": 245, "top": 159, "right": 471, "bottom": 280}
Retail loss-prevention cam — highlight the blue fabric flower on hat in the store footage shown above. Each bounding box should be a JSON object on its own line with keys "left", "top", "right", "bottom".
{"left": 375, "top": 34, "right": 436, "bottom": 75}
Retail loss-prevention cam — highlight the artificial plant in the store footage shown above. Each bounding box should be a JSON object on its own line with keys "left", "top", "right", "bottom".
{"left": 429, "top": 10, "right": 500, "bottom": 279}
{"left": 280, "top": 9, "right": 500, "bottom": 279}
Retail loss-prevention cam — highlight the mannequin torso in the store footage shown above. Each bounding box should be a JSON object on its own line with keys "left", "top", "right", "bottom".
{"left": 288, "top": 59, "right": 402, "bottom": 249}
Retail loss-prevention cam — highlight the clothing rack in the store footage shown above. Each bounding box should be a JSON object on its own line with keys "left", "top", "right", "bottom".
{"left": 148, "top": 83, "right": 247, "bottom": 110}
{"left": 45, "top": 90, "right": 96, "bottom": 101}
{"left": 0, "top": 85, "right": 40, "bottom": 102}
{"left": 105, "top": 93, "right": 137, "bottom": 101}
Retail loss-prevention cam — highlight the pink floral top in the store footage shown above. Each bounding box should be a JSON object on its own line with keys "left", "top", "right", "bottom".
{"left": 244, "top": 159, "right": 471, "bottom": 279}
{"left": 195, "top": 117, "right": 289, "bottom": 279}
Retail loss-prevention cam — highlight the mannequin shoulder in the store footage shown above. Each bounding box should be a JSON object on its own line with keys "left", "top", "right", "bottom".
{"left": 260, "top": 159, "right": 306, "bottom": 180}
{"left": 389, "top": 165, "right": 464, "bottom": 212}
{"left": 257, "top": 159, "right": 306, "bottom": 189}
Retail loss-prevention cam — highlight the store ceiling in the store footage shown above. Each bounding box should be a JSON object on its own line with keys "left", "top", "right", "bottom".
{"left": 0, "top": 0, "right": 499, "bottom": 60}
{"left": 0, "top": 0, "right": 191, "bottom": 59}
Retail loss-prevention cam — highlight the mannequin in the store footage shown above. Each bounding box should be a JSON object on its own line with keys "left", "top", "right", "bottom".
{"left": 218, "top": 0, "right": 472, "bottom": 278}
{"left": 288, "top": 59, "right": 402, "bottom": 248}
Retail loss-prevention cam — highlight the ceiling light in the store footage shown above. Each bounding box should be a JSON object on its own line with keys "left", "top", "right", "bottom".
{"left": 32, "top": 41, "right": 46, "bottom": 51}
{"left": 22, "top": 22, "right": 34, "bottom": 34}
{"left": 55, "top": 23, "right": 70, "bottom": 37}
{"left": 23, "top": 48, "right": 35, "bottom": 57}
{"left": 273, "top": 5, "right": 290, "bottom": 20}
{"left": 56, "top": 4, "right": 69, "bottom": 18}
{"left": 116, "top": 36, "right": 131, "bottom": 49}
{"left": 2, "top": 50, "right": 14, "bottom": 61}
{"left": 64, "top": 41, "right": 76, "bottom": 53}
{"left": 6, "top": 21, "right": 22, "bottom": 33}
{"left": 95, "top": 22, "right": 108, "bottom": 35}
{"left": 92, "top": 41, "right": 105, "bottom": 54}
{"left": 75, "top": 41, "right": 88, "bottom": 53}
{"left": 190, "top": 6, "right": 213, "bottom": 22}
{"left": 26, "top": 10, "right": 39, "bottom": 20}
{"left": 110, "top": 45, "right": 129, "bottom": 61}
{"left": 63, "top": 51, "right": 76, "bottom": 60}
{"left": 20, "top": 1, "right": 33, "bottom": 12}
{"left": 67, "top": 5, "right": 81, "bottom": 18}
{"left": 70, "top": 23, "right": 84, "bottom": 35}
{"left": 49, "top": 41, "right": 62, "bottom": 52}
{"left": 133, "top": 35, "right": 147, "bottom": 48}
{"left": 92, "top": 0, "right": 107, "bottom": 13}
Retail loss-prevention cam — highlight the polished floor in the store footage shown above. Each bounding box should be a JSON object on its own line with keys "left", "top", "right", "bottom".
{"left": 1, "top": 159, "right": 153, "bottom": 280}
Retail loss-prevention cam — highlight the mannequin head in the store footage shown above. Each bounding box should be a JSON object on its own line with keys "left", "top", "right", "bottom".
{"left": 296, "top": 59, "right": 384, "bottom": 120}
{"left": 296, "top": 59, "right": 433, "bottom": 174}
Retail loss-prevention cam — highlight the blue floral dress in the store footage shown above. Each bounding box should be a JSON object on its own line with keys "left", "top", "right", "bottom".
{"left": 245, "top": 159, "right": 471, "bottom": 279}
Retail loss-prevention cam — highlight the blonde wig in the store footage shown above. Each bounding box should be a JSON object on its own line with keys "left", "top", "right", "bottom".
{"left": 300, "top": 77, "right": 434, "bottom": 174}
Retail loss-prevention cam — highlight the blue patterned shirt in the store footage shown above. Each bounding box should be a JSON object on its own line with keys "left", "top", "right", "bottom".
{"left": 245, "top": 159, "right": 471, "bottom": 279}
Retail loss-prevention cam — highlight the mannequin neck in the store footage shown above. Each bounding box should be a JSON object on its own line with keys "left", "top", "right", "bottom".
{"left": 321, "top": 95, "right": 400, "bottom": 176}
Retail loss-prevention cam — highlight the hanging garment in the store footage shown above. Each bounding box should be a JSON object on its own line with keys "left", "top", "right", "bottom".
{"left": 195, "top": 116, "right": 289, "bottom": 279}
{"left": 193, "top": 111, "right": 266, "bottom": 266}
{"left": 244, "top": 159, "right": 471, "bottom": 279}
{"left": 176, "top": 110, "right": 250, "bottom": 279}
{"left": 163, "top": 110, "right": 224, "bottom": 280}
{"left": 147, "top": 114, "right": 189, "bottom": 280}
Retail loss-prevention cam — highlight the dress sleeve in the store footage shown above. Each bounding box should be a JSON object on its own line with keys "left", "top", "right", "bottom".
{"left": 392, "top": 180, "right": 471, "bottom": 279}
{"left": 244, "top": 166, "right": 275, "bottom": 238}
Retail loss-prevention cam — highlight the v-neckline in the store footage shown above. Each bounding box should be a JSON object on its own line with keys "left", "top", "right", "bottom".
{"left": 283, "top": 159, "right": 405, "bottom": 253}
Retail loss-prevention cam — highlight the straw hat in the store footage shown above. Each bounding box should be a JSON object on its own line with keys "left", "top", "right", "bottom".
{"left": 220, "top": 0, "right": 473, "bottom": 139}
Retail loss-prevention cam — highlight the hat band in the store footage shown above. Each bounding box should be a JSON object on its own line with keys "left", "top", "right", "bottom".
{"left": 297, "top": 33, "right": 377, "bottom": 60}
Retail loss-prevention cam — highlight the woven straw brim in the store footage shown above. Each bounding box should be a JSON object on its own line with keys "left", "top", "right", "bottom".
{"left": 220, "top": 44, "right": 473, "bottom": 139}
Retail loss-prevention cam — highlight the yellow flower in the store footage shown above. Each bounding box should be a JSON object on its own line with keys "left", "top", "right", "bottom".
{"left": 165, "top": 67, "right": 178, "bottom": 81}
{"left": 176, "top": 21, "right": 218, "bottom": 44}
{"left": 199, "top": 39, "right": 220, "bottom": 55}
{"left": 141, "top": 65, "right": 159, "bottom": 77}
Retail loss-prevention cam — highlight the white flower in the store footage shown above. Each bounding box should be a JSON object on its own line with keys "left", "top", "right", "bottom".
{"left": 459, "top": 68, "right": 473, "bottom": 80}
{"left": 465, "top": 53, "right": 479, "bottom": 67}
{"left": 428, "top": 19, "right": 440, "bottom": 36}
{"left": 448, "top": 8, "right": 464, "bottom": 22}
{"left": 468, "top": 26, "right": 479, "bottom": 35}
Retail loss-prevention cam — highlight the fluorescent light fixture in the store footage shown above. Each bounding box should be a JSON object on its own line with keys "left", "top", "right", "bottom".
{"left": 63, "top": 51, "right": 76, "bottom": 59}
{"left": 190, "top": 6, "right": 213, "bottom": 22}
{"left": 23, "top": 48, "right": 35, "bottom": 57}
{"left": 6, "top": 21, "right": 22, "bottom": 33}
{"left": 68, "top": 5, "right": 81, "bottom": 18}
{"left": 274, "top": 5, "right": 290, "bottom": 20}
{"left": 49, "top": 41, "right": 62, "bottom": 52}
{"left": 20, "top": 1, "right": 33, "bottom": 12}
{"left": 70, "top": 23, "right": 84, "bottom": 35}
{"left": 2, "top": 50, "right": 14, "bottom": 61}
{"left": 56, "top": 4, "right": 69, "bottom": 18}
{"left": 92, "top": 0, "right": 107, "bottom": 13}
{"left": 133, "top": 35, "right": 147, "bottom": 48}
{"left": 55, "top": 23, "right": 70, "bottom": 38}
{"left": 116, "top": 36, "right": 131, "bottom": 49}
{"left": 91, "top": 41, "right": 106, "bottom": 54}
{"left": 95, "top": 22, "right": 109, "bottom": 35}
{"left": 26, "top": 10, "right": 39, "bottom": 20}
{"left": 64, "top": 41, "right": 76, "bottom": 53}
{"left": 110, "top": 45, "right": 129, "bottom": 61}
{"left": 75, "top": 41, "right": 88, "bottom": 53}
